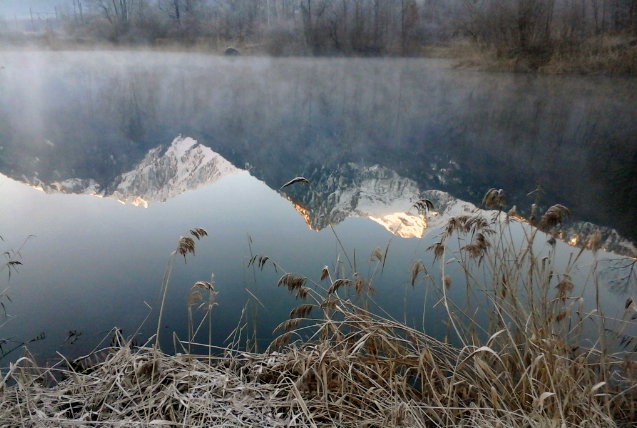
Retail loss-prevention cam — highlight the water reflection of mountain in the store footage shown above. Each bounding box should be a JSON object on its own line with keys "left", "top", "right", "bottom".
{"left": 1, "top": 53, "right": 636, "bottom": 243}
{"left": 15, "top": 135, "right": 636, "bottom": 258}
{"left": 280, "top": 163, "right": 479, "bottom": 239}
{"left": 279, "top": 162, "right": 637, "bottom": 257}
{"left": 22, "top": 137, "right": 239, "bottom": 207}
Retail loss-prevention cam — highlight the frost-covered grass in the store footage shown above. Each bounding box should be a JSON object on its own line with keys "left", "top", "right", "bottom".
{"left": 1, "top": 192, "right": 636, "bottom": 427}
{"left": 434, "top": 37, "right": 637, "bottom": 76}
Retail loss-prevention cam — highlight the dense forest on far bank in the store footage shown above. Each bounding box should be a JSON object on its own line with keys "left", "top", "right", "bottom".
{"left": 1, "top": 0, "right": 636, "bottom": 74}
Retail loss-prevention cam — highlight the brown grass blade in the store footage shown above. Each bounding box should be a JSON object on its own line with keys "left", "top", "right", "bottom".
{"left": 280, "top": 177, "right": 310, "bottom": 190}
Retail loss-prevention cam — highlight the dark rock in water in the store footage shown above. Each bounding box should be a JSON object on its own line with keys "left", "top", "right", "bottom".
{"left": 224, "top": 47, "right": 240, "bottom": 56}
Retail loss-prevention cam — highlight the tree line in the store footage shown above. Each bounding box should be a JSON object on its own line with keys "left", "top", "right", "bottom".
{"left": 3, "top": 0, "right": 637, "bottom": 60}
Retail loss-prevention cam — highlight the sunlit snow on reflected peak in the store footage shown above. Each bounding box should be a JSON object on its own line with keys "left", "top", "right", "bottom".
{"left": 110, "top": 136, "right": 240, "bottom": 206}
{"left": 289, "top": 199, "right": 318, "bottom": 231}
{"left": 368, "top": 213, "right": 427, "bottom": 238}
{"left": 18, "top": 136, "right": 241, "bottom": 207}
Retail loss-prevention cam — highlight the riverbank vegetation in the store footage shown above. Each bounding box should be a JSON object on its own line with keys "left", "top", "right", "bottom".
{"left": 1, "top": 188, "right": 636, "bottom": 426}
{"left": 1, "top": 0, "right": 636, "bottom": 74}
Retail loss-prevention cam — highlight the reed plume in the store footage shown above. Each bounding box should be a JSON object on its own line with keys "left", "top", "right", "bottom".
{"left": 156, "top": 228, "right": 208, "bottom": 350}
{"left": 538, "top": 203, "right": 570, "bottom": 230}
{"left": 279, "top": 176, "right": 310, "bottom": 190}
{"left": 482, "top": 188, "right": 506, "bottom": 209}
{"left": 413, "top": 198, "right": 435, "bottom": 215}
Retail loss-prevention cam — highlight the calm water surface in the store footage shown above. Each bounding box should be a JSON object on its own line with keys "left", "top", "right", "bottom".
{"left": 0, "top": 51, "right": 635, "bottom": 362}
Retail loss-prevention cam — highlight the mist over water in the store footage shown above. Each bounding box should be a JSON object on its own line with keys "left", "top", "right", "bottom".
{"left": 2, "top": 51, "right": 635, "bottom": 237}
{"left": 0, "top": 51, "right": 636, "bottom": 362}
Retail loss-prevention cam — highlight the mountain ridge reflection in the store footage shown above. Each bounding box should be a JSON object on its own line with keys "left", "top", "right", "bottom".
{"left": 1, "top": 53, "right": 635, "bottom": 244}
{"left": 13, "top": 136, "right": 637, "bottom": 258}
{"left": 21, "top": 136, "right": 240, "bottom": 208}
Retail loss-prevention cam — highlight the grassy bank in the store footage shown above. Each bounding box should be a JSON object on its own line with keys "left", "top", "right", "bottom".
{"left": 3, "top": 29, "right": 637, "bottom": 76}
{"left": 438, "top": 37, "right": 637, "bottom": 75}
{"left": 1, "top": 191, "right": 636, "bottom": 426}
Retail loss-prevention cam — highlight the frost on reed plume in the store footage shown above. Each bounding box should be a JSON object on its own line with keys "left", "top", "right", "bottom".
{"left": 0, "top": 189, "right": 636, "bottom": 427}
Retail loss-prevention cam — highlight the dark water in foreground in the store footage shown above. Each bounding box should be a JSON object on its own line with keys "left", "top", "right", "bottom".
{"left": 0, "top": 51, "right": 636, "bottom": 362}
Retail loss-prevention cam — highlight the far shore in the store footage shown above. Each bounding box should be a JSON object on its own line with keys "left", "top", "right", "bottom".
{"left": 1, "top": 34, "right": 636, "bottom": 76}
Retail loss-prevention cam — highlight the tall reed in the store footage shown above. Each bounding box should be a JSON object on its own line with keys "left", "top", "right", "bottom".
{"left": 155, "top": 227, "right": 208, "bottom": 350}
{"left": 253, "top": 185, "right": 637, "bottom": 426}
{"left": 1, "top": 188, "right": 636, "bottom": 426}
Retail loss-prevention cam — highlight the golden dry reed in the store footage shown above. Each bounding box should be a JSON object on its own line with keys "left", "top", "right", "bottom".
{"left": 1, "top": 188, "right": 636, "bottom": 427}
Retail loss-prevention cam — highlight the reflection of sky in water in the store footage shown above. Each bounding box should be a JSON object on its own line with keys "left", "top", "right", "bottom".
{"left": 1, "top": 51, "right": 636, "bottom": 362}
{"left": 1, "top": 51, "right": 636, "bottom": 241}
{"left": 0, "top": 170, "right": 446, "bottom": 361}
{"left": 2, "top": 168, "right": 634, "bottom": 362}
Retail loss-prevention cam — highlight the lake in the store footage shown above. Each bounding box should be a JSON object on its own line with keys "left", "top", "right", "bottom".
{"left": 0, "top": 51, "right": 636, "bottom": 363}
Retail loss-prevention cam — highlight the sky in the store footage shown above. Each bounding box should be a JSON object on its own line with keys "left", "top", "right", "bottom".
{"left": 0, "top": 0, "right": 63, "bottom": 19}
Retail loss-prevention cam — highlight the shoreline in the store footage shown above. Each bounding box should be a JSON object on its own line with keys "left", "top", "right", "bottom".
{"left": 1, "top": 36, "right": 636, "bottom": 77}
{"left": 2, "top": 214, "right": 637, "bottom": 426}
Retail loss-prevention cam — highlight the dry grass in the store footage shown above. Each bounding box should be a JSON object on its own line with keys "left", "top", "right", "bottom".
{"left": 0, "top": 338, "right": 304, "bottom": 426}
{"left": 439, "top": 36, "right": 637, "bottom": 75}
{"left": 1, "top": 192, "right": 636, "bottom": 426}
{"left": 541, "top": 39, "right": 637, "bottom": 75}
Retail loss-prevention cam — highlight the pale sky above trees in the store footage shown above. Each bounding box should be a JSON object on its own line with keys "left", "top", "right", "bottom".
{"left": 0, "top": 0, "right": 61, "bottom": 18}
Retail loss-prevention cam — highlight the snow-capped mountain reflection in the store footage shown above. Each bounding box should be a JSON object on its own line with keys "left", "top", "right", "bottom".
{"left": 25, "top": 136, "right": 240, "bottom": 207}
{"left": 16, "top": 136, "right": 637, "bottom": 257}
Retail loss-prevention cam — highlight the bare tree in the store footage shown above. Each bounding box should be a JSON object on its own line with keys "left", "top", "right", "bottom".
{"left": 158, "top": 0, "right": 205, "bottom": 23}
{"left": 300, "top": 0, "right": 330, "bottom": 53}
{"left": 401, "top": 0, "right": 419, "bottom": 52}
{"left": 84, "top": 0, "right": 136, "bottom": 31}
